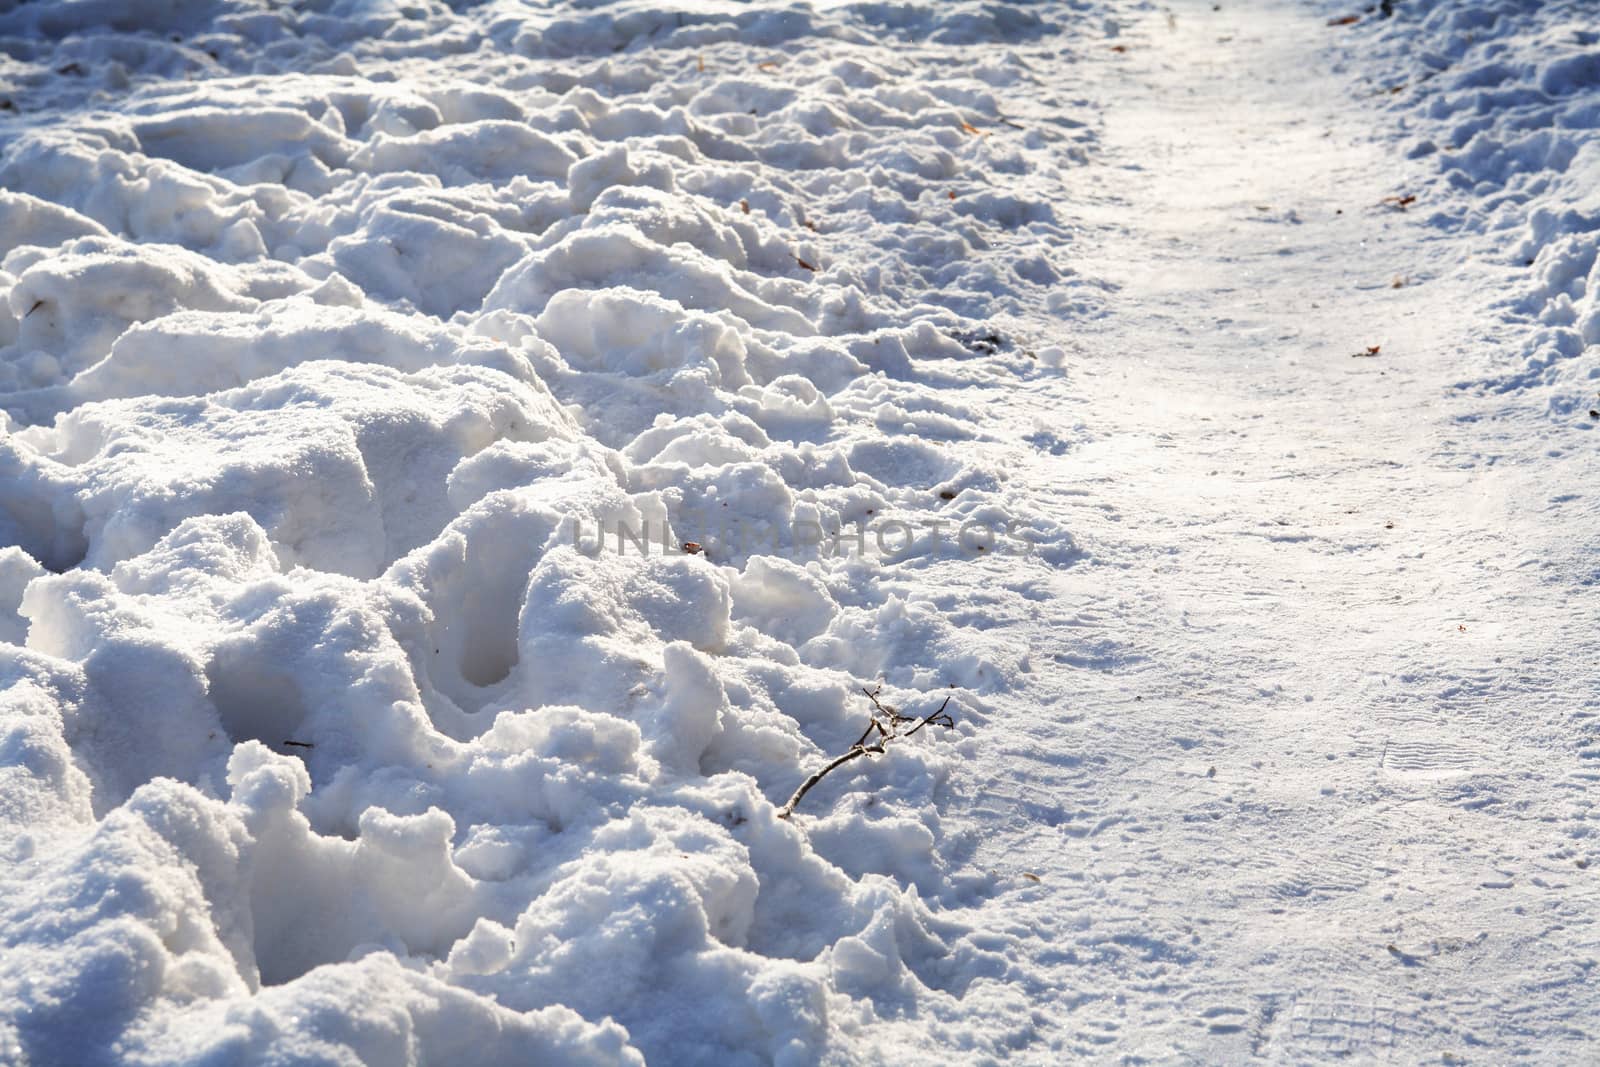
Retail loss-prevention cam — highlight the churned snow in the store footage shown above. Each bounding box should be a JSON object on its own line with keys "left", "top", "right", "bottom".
{"left": 1, "top": 0, "right": 1598, "bottom": 1062}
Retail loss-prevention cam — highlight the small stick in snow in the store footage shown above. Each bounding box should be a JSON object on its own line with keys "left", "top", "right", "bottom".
{"left": 776, "top": 686, "right": 954, "bottom": 820}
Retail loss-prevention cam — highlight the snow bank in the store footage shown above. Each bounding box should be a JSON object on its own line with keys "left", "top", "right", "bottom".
{"left": 1340, "top": 0, "right": 1600, "bottom": 405}
{"left": 0, "top": 0, "right": 1089, "bottom": 1061}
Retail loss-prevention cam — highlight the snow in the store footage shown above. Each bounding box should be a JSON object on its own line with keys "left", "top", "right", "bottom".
{"left": 1347, "top": 0, "right": 1600, "bottom": 404}
{"left": 1, "top": 0, "right": 1597, "bottom": 1062}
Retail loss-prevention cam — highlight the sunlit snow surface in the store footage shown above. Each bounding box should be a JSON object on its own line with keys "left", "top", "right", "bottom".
{"left": 2, "top": 0, "right": 1599, "bottom": 1062}
{"left": 1348, "top": 0, "right": 1600, "bottom": 402}
{"left": 0, "top": 1, "right": 1093, "bottom": 1063}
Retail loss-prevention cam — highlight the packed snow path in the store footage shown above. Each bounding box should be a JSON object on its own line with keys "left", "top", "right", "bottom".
{"left": 965, "top": 1, "right": 1600, "bottom": 1058}
{"left": 1, "top": 0, "right": 1598, "bottom": 1063}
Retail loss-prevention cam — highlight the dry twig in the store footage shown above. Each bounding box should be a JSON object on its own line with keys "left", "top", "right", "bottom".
{"left": 777, "top": 685, "right": 955, "bottom": 820}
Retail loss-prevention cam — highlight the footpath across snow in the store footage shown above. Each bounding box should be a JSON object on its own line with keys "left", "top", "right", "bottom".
{"left": 1, "top": 0, "right": 1598, "bottom": 1063}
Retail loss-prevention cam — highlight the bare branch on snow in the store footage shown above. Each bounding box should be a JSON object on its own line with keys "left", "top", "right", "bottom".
{"left": 777, "top": 685, "right": 955, "bottom": 820}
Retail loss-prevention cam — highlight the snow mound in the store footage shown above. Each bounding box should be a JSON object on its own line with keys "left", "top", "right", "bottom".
{"left": 1344, "top": 0, "right": 1600, "bottom": 403}
{"left": 0, "top": 0, "right": 1094, "bottom": 1061}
